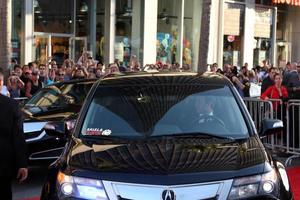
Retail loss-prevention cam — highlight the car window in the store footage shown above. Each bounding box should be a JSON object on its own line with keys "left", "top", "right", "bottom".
{"left": 26, "top": 82, "right": 93, "bottom": 108}
{"left": 80, "top": 84, "right": 248, "bottom": 139}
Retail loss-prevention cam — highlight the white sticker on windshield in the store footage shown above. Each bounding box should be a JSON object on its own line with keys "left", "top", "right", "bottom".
{"left": 102, "top": 129, "right": 112, "bottom": 136}
{"left": 85, "top": 128, "right": 112, "bottom": 136}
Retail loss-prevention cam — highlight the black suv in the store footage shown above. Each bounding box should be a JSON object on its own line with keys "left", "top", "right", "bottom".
{"left": 41, "top": 72, "right": 293, "bottom": 200}
{"left": 23, "top": 79, "right": 96, "bottom": 164}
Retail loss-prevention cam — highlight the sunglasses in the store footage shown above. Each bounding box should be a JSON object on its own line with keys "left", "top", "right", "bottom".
{"left": 58, "top": 74, "right": 65, "bottom": 76}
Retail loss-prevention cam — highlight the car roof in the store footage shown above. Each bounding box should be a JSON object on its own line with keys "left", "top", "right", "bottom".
{"left": 97, "top": 72, "right": 232, "bottom": 87}
{"left": 45, "top": 78, "right": 98, "bottom": 88}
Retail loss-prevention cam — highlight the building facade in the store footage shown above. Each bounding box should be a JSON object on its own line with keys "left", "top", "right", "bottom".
{"left": 12, "top": 0, "right": 204, "bottom": 71}
{"left": 10, "top": 0, "right": 300, "bottom": 70}
{"left": 209, "top": 0, "right": 300, "bottom": 69}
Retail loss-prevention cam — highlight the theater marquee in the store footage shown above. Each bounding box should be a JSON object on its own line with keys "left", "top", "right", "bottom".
{"left": 273, "top": 0, "right": 300, "bottom": 6}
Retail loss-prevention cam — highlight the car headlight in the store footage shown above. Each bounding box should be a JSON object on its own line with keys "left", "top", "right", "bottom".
{"left": 228, "top": 169, "right": 278, "bottom": 199}
{"left": 57, "top": 171, "right": 108, "bottom": 200}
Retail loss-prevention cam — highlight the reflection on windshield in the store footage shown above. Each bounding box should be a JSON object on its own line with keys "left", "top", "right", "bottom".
{"left": 81, "top": 84, "right": 248, "bottom": 139}
{"left": 26, "top": 82, "right": 93, "bottom": 108}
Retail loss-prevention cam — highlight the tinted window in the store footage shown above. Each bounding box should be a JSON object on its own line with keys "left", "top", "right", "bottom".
{"left": 80, "top": 84, "right": 248, "bottom": 138}
{"left": 26, "top": 82, "right": 93, "bottom": 108}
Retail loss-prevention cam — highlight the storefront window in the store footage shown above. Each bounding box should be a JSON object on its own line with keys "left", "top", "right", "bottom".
{"left": 157, "top": 0, "right": 179, "bottom": 64}
{"left": 34, "top": 0, "right": 74, "bottom": 33}
{"left": 253, "top": 6, "right": 272, "bottom": 66}
{"left": 114, "top": 0, "right": 143, "bottom": 68}
{"left": 184, "top": 0, "right": 202, "bottom": 70}
{"left": 76, "top": 0, "right": 93, "bottom": 37}
{"left": 96, "top": 1, "right": 105, "bottom": 62}
{"left": 12, "top": 0, "right": 22, "bottom": 63}
{"left": 276, "top": 10, "right": 289, "bottom": 67}
{"left": 74, "top": 0, "right": 92, "bottom": 62}
{"left": 34, "top": 36, "right": 48, "bottom": 64}
{"left": 223, "top": 3, "right": 245, "bottom": 67}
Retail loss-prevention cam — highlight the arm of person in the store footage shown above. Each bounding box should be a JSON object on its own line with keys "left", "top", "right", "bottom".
{"left": 232, "top": 76, "right": 245, "bottom": 90}
{"left": 261, "top": 86, "right": 272, "bottom": 100}
{"left": 261, "top": 81, "right": 266, "bottom": 94}
{"left": 7, "top": 77, "right": 12, "bottom": 90}
{"left": 292, "top": 86, "right": 300, "bottom": 92}
{"left": 12, "top": 102, "right": 28, "bottom": 182}
{"left": 17, "top": 77, "right": 25, "bottom": 89}
{"left": 282, "top": 86, "right": 289, "bottom": 98}
{"left": 25, "top": 82, "right": 32, "bottom": 98}
{"left": 83, "top": 67, "right": 89, "bottom": 78}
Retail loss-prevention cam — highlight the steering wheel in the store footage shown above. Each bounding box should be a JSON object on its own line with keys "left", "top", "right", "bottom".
{"left": 190, "top": 114, "right": 226, "bottom": 128}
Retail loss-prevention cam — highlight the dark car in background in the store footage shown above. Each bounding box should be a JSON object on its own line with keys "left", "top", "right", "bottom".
{"left": 23, "top": 79, "right": 96, "bottom": 164}
{"left": 41, "top": 72, "right": 293, "bottom": 200}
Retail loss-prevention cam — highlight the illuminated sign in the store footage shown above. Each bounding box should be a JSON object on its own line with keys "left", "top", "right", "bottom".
{"left": 273, "top": 0, "right": 300, "bottom": 6}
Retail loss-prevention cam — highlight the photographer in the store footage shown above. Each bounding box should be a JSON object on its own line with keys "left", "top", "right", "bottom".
{"left": 72, "top": 65, "right": 88, "bottom": 79}
{"left": 7, "top": 72, "right": 25, "bottom": 99}
{"left": 232, "top": 72, "right": 250, "bottom": 98}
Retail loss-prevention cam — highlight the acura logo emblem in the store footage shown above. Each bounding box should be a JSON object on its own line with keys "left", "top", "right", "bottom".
{"left": 162, "top": 189, "right": 176, "bottom": 200}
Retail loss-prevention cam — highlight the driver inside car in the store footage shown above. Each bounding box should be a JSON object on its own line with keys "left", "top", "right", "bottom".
{"left": 194, "top": 96, "right": 215, "bottom": 123}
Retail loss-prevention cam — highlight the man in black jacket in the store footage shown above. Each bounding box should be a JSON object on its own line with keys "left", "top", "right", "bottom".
{"left": 261, "top": 67, "right": 275, "bottom": 94}
{"left": 0, "top": 71, "right": 28, "bottom": 199}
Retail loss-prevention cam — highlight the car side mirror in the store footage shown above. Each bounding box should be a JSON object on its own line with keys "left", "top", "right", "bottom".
{"left": 259, "top": 119, "right": 284, "bottom": 137}
{"left": 44, "top": 122, "right": 65, "bottom": 138}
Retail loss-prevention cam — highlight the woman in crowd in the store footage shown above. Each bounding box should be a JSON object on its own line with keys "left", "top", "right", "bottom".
{"left": 261, "top": 73, "right": 288, "bottom": 112}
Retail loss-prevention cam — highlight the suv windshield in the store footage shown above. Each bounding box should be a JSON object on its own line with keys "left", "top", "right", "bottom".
{"left": 26, "top": 81, "right": 94, "bottom": 108}
{"left": 80, "top": 84, "right": 248, "bottom": 139}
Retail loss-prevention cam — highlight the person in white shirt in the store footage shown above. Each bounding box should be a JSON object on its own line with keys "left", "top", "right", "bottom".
{"left": 0, "top": 72, "right": 10, "bottom": 97}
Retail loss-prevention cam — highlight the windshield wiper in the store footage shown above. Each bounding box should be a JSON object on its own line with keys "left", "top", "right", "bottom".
{"left": 25, "top": 104, "right": 36, "bottom": 107}
{"left": 151, "top": 132, "right": 236, "bottom": 140}
{"left": 81, "top": 135, "right": 134, "bottom": 141}
{"left": 48, "top": 105, "right": 64, "bottom": 109}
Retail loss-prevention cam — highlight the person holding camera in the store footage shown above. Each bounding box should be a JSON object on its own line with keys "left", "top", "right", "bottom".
{"left": 7, "top": 72, "right": 25, "bottom": 99}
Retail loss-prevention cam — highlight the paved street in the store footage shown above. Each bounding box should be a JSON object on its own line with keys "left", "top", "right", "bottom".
{"left": 12, "top": 166, "right": 48, "bottom": 200}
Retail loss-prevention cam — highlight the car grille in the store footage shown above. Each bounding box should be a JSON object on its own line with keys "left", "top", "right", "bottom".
{"left": 117, "top": 197, "right": 218, "bottom": 200}
{"left": 103, "top": 180, "right": 231, "bottom": 200}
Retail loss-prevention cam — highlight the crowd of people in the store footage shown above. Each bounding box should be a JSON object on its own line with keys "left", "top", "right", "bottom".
{"left": 0, "top": 52, "right": 193, "bottom": 99}
{"left": 1, "top": 50, "right": 300, "bottom": 102}
{"left": 209, "top": 61, "right": 300, "bottom": 102}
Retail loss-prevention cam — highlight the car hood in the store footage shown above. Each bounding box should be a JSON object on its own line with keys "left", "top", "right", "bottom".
{"left": 65, "top": 136, "right": 270, "bottom": 185}
{"left": 22, "top": 105, "right": 80, "bottom": 122}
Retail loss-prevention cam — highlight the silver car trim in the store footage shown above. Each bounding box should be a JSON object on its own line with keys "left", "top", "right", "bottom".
{"left": 25, "top": 130, "right": 47, "bottom": 142}
{"left": 29, "top": 147, "right": 64, "bottom": 160}
{"left": 24, "top": 121, "right": 47, "bottom": 133}
{"left": 102, "top": 179, "right": 233, "bottom": 200}
{"left": 29, "top": 156, "right": 60, "bottom": 160}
